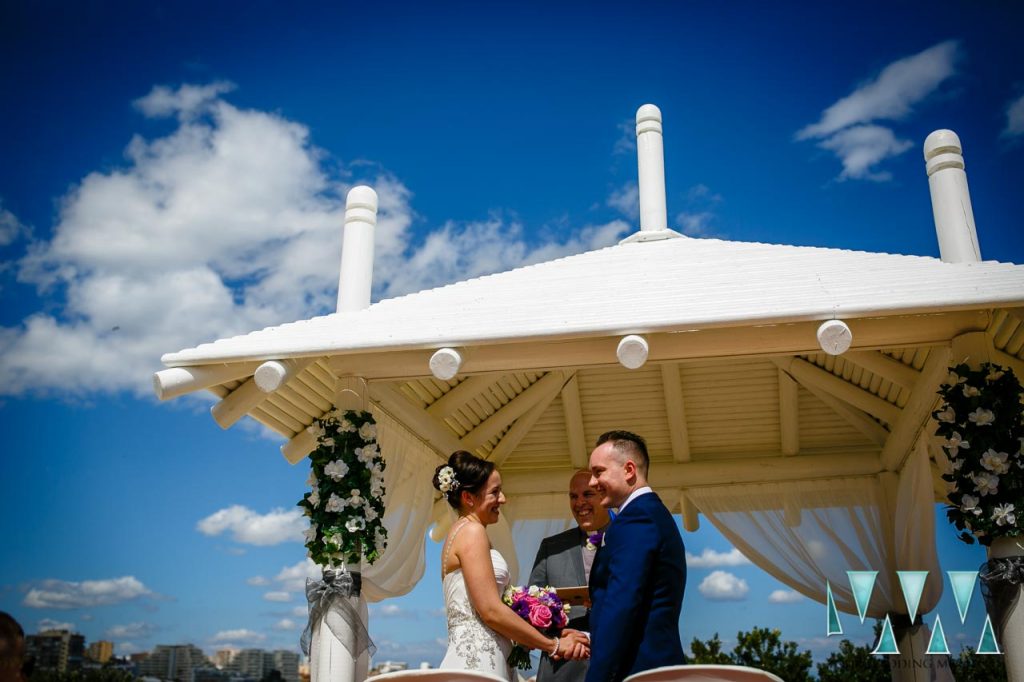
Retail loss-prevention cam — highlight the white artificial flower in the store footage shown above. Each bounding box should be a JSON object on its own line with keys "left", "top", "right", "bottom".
{"left": 307, "top": 488, "right": 320, "bottom": 508}
{"left": 358, "top": 422, "right": 378, "bottom": 441}
{"left": 364, "top": 504, "right": 379, "bottom": 522}
{"left": 363, "top": 443, "right": 379, "bottom": 458}
{"left": 345, "top": 517, "right": 366, "bottom": 533}
{"left": 324, "top": 459, "right": 350, "bottom": 481}
{"left": 324, "top": 532, "right": 344, "bottom": 547}
{"left": 304, "top": 524, "right": 318, "bottom": 543}
{"left": 992, "top": 503, "right": 1017, "bottom": 527}
{"left": 962, "top": 385, "right": 981, "bottom": 398}
{"left": 967, "top": 408, "right": 995, "bottom": 426}
{"left": 339, "top": 418, "right": 357, "bottom": 433}
{"left": 326, "top": 493, "right": 348, "bottom": 513}
{"left": 370, "top": 479, "right": 385, "bottom": 498}
{"left": 306, "top": 471, "right": 318, "bottom": 487}
{"left": 306, "top": 423, "right": 325, "bottom": 440}
{"left": 947, "top": 432, "right": 970, "bottom": 456}
{"left": 935, "top": 406, "right": 956, "bottom": 423}
{"left": 981, "top": 449, "right": 1011, "bottom": 475}
{"left": 949, "top": 457, "right": 965, "bottom": 471}
{"left": 971, "top": 471, "right": 999, "bottom": 497}
{"left": 986, "top": 368, "right": 1005, "bottom": 382}
{"left": 349, "top": 489, "right": 364, "bottom": 506}
{"left": 960, "top": 494, "right": 983, "bottom": 516}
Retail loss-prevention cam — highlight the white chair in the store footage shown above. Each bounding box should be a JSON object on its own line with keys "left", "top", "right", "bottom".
{"left": 624, "top": 664, "right": 785, "bottom": 682}
{"left": 369, "top": 670, "right": 513, "bottom": 682}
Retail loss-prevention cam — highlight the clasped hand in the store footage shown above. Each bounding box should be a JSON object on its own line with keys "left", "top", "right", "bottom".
{"left": 552, "top": 628, "right": 590, "bottom": 660}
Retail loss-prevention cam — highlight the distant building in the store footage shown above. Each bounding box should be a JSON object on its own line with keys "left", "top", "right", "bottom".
{"left": 25, "top": 629, "right": 85, "bottom": 673}
{"left": 272, "top": 650, "right": 300, "bottom": 682}
{"left": 213, "top": 649, "right": 238, "bottom": 670}
{"left": 138, "top": 644, "right": 209, "bottom": 681}
{"left": 368, "top": 661, "right": 408, "bottom": 677}
{"left": 226, "top": 649, "right": 299, "bottom": 682}
{"left": 87, "top": 640, "right": 115, "bottom": 663}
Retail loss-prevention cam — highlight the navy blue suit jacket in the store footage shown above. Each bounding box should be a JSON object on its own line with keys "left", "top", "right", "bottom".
{"left": 585, "top": 492, "right": 686, "bottom": 682}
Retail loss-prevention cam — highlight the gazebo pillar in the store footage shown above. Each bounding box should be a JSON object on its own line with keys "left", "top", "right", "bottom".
{"left": 310, "top": 186, "right": 378, "bottom": 682}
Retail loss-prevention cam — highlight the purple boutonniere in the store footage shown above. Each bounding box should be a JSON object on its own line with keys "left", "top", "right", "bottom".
{"left": 586, "top": 531, "right": 604, "bottom": 551}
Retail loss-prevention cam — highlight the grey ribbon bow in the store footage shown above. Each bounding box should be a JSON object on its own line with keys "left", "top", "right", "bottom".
{"left": 300, "top": 569, "right": 375, "bottom": 659}
{"left": 979, "top": 555, "right": 1024, "bottom": 642}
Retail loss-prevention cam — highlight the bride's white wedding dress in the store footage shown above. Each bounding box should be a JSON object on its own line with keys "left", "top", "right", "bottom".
{"left": 440, "top": 538, "right": 514, "bottom": 681}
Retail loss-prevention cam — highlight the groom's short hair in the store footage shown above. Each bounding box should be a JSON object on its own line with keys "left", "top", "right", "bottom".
{"left": 595, "top": 430, "right": 649, "bottom": 477}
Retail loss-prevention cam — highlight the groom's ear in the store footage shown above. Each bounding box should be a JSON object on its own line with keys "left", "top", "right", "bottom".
{"left": 623, "top": 458, "right": 638, "bottom": 483}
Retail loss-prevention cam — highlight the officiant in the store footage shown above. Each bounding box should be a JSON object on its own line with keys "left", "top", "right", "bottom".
{"left": 529, "top": 471, "right": 611, "bottom": 682}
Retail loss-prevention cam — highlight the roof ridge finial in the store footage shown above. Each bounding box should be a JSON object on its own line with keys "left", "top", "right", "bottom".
{"left": 337, "top": 185, "right": 378, "bottom": 312}
{"left": 924, "top": 129, "right": 981, "bottom": 263}
{"left": 621, "top": 103, "right": 683, "bottom": 244}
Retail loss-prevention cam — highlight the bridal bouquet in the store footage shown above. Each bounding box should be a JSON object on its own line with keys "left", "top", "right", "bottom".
{"left": 503, "top": 584, "right": 571, "bottom": 669}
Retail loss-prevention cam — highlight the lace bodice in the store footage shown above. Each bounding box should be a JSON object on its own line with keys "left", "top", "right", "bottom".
{"left": 439, "top": 547, "right": 513, "bottom": 680}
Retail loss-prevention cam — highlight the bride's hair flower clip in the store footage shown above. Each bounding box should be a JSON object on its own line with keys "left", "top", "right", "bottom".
{"left": 437, "top": 465, "right": 461, "bottom": 496}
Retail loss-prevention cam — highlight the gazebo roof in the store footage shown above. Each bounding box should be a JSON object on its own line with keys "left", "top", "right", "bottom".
{"left": 162, "top": 235, "right": 1024, "bottom": 367}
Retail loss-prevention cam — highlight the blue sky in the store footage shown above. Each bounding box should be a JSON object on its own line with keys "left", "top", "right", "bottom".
{"left": 1, "top": 0, "right": 1022, "bottom": 668}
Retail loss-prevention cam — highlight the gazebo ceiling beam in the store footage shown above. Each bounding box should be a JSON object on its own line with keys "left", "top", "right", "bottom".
{"left": 841, "top": 350, "right": 921, "bottom": 390}
{"left": 772, "top": 357, "right": 902, "bottom": 425}
{"left": 369, "top": 383, "right": 463, "bottom": 456}
{"left": 490, "top": 378, "right": 568, "bottom": 466}
{"left": 660, "top": 363, "right": 692, "bottom": 462}
{"left": 426, "top": 375, "right": 496, "bottom": 418}
{"left": 880, "top": 345, "right": 952, "bottom": 472}
{"left": 459, "top": 371, "right": 571, "bottom": 452}
{"left": 778, "top": 369, "right": 800, "bottom": 456}
{"left": 503, "top": 450, "right": 882, "bottom": 494}
{"left": 794, "top": 379, "right": 889, "bottom": 447}
{"left": 325, "top": 310, "right": 989, "bottom": 381}
{"left": 153, "top": 361, "right": 261, "bottom": 400}
{"left": 560, "top": 374, "right": 589, "bottom": 469}
{"left": 994, "top": 348, "right": 1024, "bottom": 378}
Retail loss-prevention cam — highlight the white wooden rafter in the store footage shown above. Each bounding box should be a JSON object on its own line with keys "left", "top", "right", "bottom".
{"left": 459, "top": 371, "right": 571, "bottom": 452}
{"left": 879, "top": 345, "right": 953, "bottom": 472}
{"left": 490, "top": 373, "right": 571, "bottom": 466}
{"left": 777, "top": 369, "right": 800, "bottom": 456}
{"left": 504, "top": 449, "right": 882, "bottom": 494}
{"left": 426, "top": 374, "right": 496, "bottom": 418}
{"left": 841, "top": 350, "right": 921, "bottom": 390}
{"left": 660, "top": 363, "right": 692, "bottom": 462}
{"left": 153, "top": 361, "right": 261, "bottom": 401}
{"left": 791, "top": 378, "right": 889, "bottom": 447}
{"left": 771, "top": 356, "right": 902, "bottom": 425}
{"left": 560, "top": 374, "right": 589, "bottom": 469}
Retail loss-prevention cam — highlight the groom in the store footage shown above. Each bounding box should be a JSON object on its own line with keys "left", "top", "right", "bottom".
{"left": 586, "top": 430, "right": 686, "bottom": 682}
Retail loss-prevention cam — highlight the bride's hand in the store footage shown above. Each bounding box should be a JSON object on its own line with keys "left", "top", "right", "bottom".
{"left": 554, "top": 629, "right": 590, "bottom": 660}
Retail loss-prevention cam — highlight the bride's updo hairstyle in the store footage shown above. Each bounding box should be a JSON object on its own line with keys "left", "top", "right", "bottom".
{"left": 432, "top": 450, "right": 495, "bottom": 510}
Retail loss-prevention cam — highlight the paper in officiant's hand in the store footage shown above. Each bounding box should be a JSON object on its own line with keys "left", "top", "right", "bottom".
{"left": 555, "top": 586, "right": 590, "bottom": 608}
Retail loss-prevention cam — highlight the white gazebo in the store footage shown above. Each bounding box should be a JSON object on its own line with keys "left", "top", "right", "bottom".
{"left": 155, "top": 106, "right": 1024, "bottom": 682}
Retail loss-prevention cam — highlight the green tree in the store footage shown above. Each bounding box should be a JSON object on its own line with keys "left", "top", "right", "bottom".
{"left": 816, "top": 639, "right": 890, "bottom": 682}
{"left": 731, "top": 627, "right": 813, "bottom": 682}
{"left": 948, "top": 646, "right": 1007, "bottom": 682}
{"left": 687, "top": 633, "right": 732, "bottom": 664}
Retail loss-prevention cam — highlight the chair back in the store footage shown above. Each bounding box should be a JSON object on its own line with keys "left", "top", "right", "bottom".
{"left": 623, "top": 664, "right": 785, "bottom": 682}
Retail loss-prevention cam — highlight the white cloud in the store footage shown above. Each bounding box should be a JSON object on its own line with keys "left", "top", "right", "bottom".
{"left": 371, "top": 604, "right": 405, "bottom": 618}
{"left": 247, "top": 576, "right": 270, "bottom": 586}
{"left": 274, "top": 559, "right": 321, "bottom": 593}
{"left": 291, "top": 605, "right": 308, "bottom": 617}
{"left": 23, "top": 576, "right": 154, "bottom": 609}
{"left": 675, "top": 211, "right": 715, "bottom": 237}
{"left": 613, "top": 118, "right": 636, "bottom": 155}
{"left": 0, "top": 83, "right": 632, "bottom": 398}
{"left": 686, "top": 548, "right": 752, "bottom": 568}
{"left": 272, "top": 619, "right": 298, "bottom": 631}
{"left": 1004, "top": 93, "right": 1024, "bottom": 139}
{"left": 768, "top": 589, "right": 804, "bottom": 604}
{"left": 606, "top": 183, "right": 638, "bottom": 219}
{"left": 0, "top": 201, "right": 28, "bottom": 247}
{"left": 105, "top": 622, "right": 156, "bottom": 639}
{"left": 211, "top": 629, "right": 266, "bottom": 644}
{"left": 197, "top": 505, "right": 305, "bottom": 546}
{"left": 798, "top": 40, "right": 960, "bottom": 139}
{"left": 263, "top": 591, "right": 292, "bottom": 603}
{"left": 798, "top": 40, "right": 959, "bottom": 181}
{"left": 118, "top": 642, "right": 141, "bottom": 655}
{"left": 817, "top": 125, "right": 913, "bottom": 181}
{"left": 698, "top": 571, "right": 750, "bottom": 601}
{"left": 38, "top": 619, "right": 75, "bottom": 631}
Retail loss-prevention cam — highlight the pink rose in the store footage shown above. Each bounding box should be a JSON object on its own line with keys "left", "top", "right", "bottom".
{"left": 528, "top": 603, "right": 553, "bottom": 629}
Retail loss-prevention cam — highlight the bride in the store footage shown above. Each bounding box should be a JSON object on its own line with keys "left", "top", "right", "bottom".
{"left": 433, "top": 451, "right": 590, "bottom": 680}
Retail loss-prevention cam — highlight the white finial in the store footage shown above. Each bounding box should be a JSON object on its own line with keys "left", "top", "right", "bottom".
{"left": 617, "top": 335, "right": 649, "bottom": 369}
{"left": 621, "top": 104, "right": 682, "bottom": 244}
{"left": 817, "top": 320, "right": 853, "bottom": 356}
{"left": 429, "top": 348, "right": 463, "bottom": 381}
{"left": 337, "top": 186, "right": 378, "bottom": 312}
{"left": 924, "top": 130, "right": 981, "bottom": 263}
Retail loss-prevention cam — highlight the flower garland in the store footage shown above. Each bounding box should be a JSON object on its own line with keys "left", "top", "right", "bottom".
{"left": 935, "top": 362, "right": 1024, "bottom": 545}
{"left": 298, "top": 410, "right": 387, "bottom": 567}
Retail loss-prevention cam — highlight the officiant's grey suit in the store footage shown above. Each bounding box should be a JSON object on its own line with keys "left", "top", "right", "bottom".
{"left": 529, "top": 527, "right": 591, "bottom": 682}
